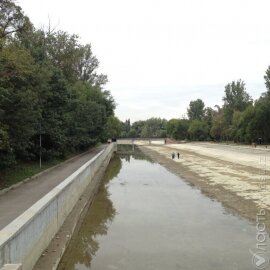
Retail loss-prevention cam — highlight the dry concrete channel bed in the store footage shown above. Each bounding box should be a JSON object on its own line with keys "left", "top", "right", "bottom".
{"left": 140, "top": 142, "right": 270, "bottom": 221}
{"left": 1, "top": 141, "right": 270, "bottom": 269}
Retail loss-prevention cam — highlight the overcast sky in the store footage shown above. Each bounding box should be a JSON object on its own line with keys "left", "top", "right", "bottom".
{"left": 18, "top": 0, "right": 270, "bottom": 122}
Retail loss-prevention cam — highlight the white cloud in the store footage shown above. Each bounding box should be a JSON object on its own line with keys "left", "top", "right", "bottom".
{"left": 18, "top": 0, "right": 270, "bottom": 121}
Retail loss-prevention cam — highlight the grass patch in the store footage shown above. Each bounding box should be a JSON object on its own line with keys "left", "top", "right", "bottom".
{"left": 0, "top": 158, "right": 64, "bottom": 190}
{"left": 0, "top": 145, "right": 101, "bottom": 191}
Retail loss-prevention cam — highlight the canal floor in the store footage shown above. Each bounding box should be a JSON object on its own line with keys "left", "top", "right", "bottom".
{"left": 58, "top": 152, "right": 268, "bottom": 270}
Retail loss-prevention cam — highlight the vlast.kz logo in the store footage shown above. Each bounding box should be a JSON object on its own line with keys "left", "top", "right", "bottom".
{"left": 250, "top": 249, "right": 270, "bottom": 269}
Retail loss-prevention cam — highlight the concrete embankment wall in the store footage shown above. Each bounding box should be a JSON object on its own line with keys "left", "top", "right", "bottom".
{"left": 0, "top": 143, "right": 116, "bottom": 270}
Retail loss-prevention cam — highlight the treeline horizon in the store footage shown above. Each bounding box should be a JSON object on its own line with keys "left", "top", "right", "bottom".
{"left": 0, "top": 0, "right": 117, "bottom": 169}
{"left": 1, "top": 1, "right": 270, "bottom": 172}
{"left": 119, "top": 76, "right": 270, "bottom": 144}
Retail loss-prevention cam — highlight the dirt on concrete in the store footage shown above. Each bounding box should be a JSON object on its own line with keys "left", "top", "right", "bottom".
{"left": 140, "top": 144, "right": 270, "bottom": 232}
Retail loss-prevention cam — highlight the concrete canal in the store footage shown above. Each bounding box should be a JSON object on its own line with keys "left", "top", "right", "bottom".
{"left": 58, "top": 148, "right": 265, "bottom": 270}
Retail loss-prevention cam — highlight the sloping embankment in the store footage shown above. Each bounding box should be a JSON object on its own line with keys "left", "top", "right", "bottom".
{"left": 140, "top": 144, "right": 270, "bottom": 231}
{"left": 0, "top": 143, "right": 116, "bottom": 270}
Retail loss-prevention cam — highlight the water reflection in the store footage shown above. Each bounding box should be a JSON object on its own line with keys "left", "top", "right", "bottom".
{"left": 58, "top": 156, "right": 121, "bottom": 270}
{"left": 58, "top": 151, "right": 263, "bottom": 270}
{"left": 117, "top": 145, "right": 153, "bottom": 163}
{"left": 118, "top": 148, "right": 153, "bottom": 164}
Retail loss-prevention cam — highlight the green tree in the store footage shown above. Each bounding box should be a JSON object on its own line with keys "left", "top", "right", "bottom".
{"left": 188, "top": 120, "right": 209, "bottom": 141}
{"left": 187, "top": 99, "right": 205, "bottom": 120}
{"left": 0, "top": 125, "right": 14, "bottom": 168}
{"left": 264, "top": 66, "right": 270, "bottom": 95}
{"left": 249, "top": 96, "right": 270, "bottom": 143}
{"left": 0, "top": 1, "right": 116, "bottom": 169}
{"left": 222, "top": 79, "right": 252, "bottom": 125}
{"left": 38, "top": 68, "right": 71, "bottom": 159}
{"left": 131, "top": 120, "right": 145, "bottom": 138}
{"left": 121, "top": 119, "right": 131, "bottom": 137}
{"left": 210, "top": 105, "right": 228, "bottom": 141}
{"left": 238, "top": 105, "right": 256, "bottom": 143}
{"left": 203, "top": 107, "right": 214, "bottom": 127}
{"left": 0, "top": 0, "right": 30, "bottom": 44}
{"left": 140, "top": 118, "right": 167, "bottom": 138}
{"left": 0, "top": 46, "right": 39, "bottom": 160}
{"left": 128, "top": 129, "right": 137, "bottom": 138}
{"left": 166, "top": 119, "right": 189, "bottom": 140}
{"left": 105, "top": 116, "right": 122, "bottom": 139}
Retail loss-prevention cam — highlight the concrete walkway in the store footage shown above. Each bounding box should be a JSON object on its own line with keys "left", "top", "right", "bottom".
{"left": 0, "top": 145, "right": 105, "bottom": 230}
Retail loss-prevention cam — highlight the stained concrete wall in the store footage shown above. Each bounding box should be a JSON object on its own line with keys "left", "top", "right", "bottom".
{"left": 0, "top": 143, "right": 116, "bottom": 270}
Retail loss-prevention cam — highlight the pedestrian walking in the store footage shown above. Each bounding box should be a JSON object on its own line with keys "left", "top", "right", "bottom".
{"left": 177, "top": 152, "right": 180, "bottom": 159}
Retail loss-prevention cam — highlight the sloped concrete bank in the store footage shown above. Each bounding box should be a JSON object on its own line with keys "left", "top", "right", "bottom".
{"left": 0, "top": 143, "right": 116, "bottom": 270}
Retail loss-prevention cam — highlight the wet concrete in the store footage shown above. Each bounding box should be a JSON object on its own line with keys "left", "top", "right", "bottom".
{"left": 58, "top": 150, "right": 269, "bottom": 270}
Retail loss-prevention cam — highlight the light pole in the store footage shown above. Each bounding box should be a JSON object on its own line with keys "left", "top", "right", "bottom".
{"left": 39, "top": 124, "right": 42, "bottom": 169}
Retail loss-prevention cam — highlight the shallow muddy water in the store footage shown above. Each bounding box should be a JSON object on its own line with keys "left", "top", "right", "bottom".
{"left": 58, "top": 150, "right": 269, "bottom": 270}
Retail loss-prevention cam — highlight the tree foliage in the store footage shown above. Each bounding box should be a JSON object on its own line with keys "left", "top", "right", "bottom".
{"left": 167, "top": 119, "right": 189, "bottom": 140}
{"left": 188, "top": 120, "right": 209, "bottom": 141}
{"left": 120, "top": 118, "right": 167, "bottom": 138}
{"left": 264, "top": 66, "right": 270, "bottom": 94}
{"left": 141, "top": 118, "right": 167, "bottom": 138}
{"left": 112, "top": 73, "right": 270, "bottom": 144}
{"left": 0, "top": 0, "right": 30, "bottom": 41}
{"left": 105, "top": 116, "right": 122, "bottom": 139}
{"left": 222, "top": 80, "right": 252, "bottom": 125}
{"left": 187, "top": 99, "right": 205, "bottom": 121}
{"left": 132, "top": 76, "right": 270, "bottom": 144}
{"left": 0, "top": 0, "right": 116, "bottom": 168}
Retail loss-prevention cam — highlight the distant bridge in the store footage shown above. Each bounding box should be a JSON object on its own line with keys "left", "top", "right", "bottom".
{"left": 116, "top": 138, "right": 166, "bottom": 154}
{"left": 116, "top": 138, "right": 166, "bottom": 146}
